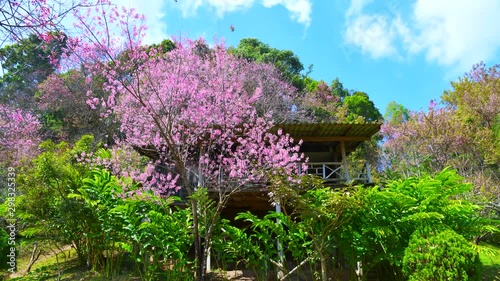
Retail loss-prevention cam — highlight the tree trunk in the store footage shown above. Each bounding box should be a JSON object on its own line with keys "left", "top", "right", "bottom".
{"left": 320, "top": 252, "right": 328, "bottom": 281}
{"left": 356, "top": 261, "right": 363, "bottom": 281}
{"left": 25, "top": 242, "right": 42, "bottom": 274}
{"left": 191, "top": 199, "right": 204, "bottom": 281}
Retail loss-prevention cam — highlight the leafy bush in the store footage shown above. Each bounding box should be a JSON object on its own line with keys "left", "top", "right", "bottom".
{"left": 15, "top": 135, "right": 194, "bottom": 279}
{"left": 403, "top": 226, "right": 481, "bottom": 281}
{"left": 0, "top": 227, "right": 10, "bottom": 270}
{"left": 331, "top": 168, "right": 497, "bottom": 280}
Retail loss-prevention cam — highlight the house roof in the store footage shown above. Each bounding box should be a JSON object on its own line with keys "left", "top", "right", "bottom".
{"left": 276, "top": 123, "right": 381, "bottom": 141}
{"left": 274, "top": 123, "right": 382, "bottom": 152}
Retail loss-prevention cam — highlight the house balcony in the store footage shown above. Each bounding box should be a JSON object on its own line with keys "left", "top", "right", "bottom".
{"left": 303, "top": 161, "right": 373, "bottom": 185}
{"left": 216, "top": 160, "right": 374, "bottom": 215}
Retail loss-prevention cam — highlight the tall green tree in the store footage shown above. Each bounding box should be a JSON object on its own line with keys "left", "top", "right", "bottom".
{"left": 301, "top": 80, "right": 341, "bottom": 122}
{"left": 229, "top": 38, "right": 305, "bottom": 89}
{"left": 0, "top": 33, "right": 66, "bottom": 108}
{"left": 384, "top": 101, "right": 410, "bottom": 125}
{"left": 300, "top": 78, "right": 382, "bottom": 123}
{"left": 340, "top": 91, "right": 383, "bottom": 123}
{"left": 330, "top": 77, "right": 350, "bottom": 100}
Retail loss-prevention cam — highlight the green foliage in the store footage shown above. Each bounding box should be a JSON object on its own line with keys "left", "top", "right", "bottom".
{"left": 0, "top": 227, "right": 10, "bottom": 270}
{"left": 403, "top": 226, "right": 481, "bottom": 281}
{"left": 69, "top": 169, "right": 125, "bottom": 269}
{"left": 478, "top": 243, "right": 500, "bottom": 281}
{"left": 10, "top": 159, "right": 500, "bottom": 281}
{"left": 147, "top": 38, "right": 176, "bottom": 55}
{"left": 342, "top": 91, "right": 383, "bottom": 122}
{"left": 300, "top": 77, "right": 382, "bottom": 124}
{"left": 296, "top": 187, "right": 357, "bottom": 281}
{"left": 234, "top": 212, "right": 284, "bottom": 277}
{"left": 384, "top": 101, "right": 410, "bottom": 125}
{"left": 300, "top": 79, "right": 341, "bottom": 122}
{"left": 18, "top": 139, "right": 81, "bottom": 226}
{"left": 0, "top": 33, "right": 65, "bottom": 108}
{"left": 267, "top": 173, "right": 359, "bottom": 281}
{"left": 330, "top": 77, "right": 350, "bottom": 100}
{"left": 16, "top": 136, "right": 101, "bottom": 267}
{"left": 188, "top": 187, "right": 216, "bottom": 241}
{"left": 138, "top": 205, "right": 193, "bottom": 279}
{"left": 335, "top": 168, "right": 497, "bottom": 280}
{"left": 384, "top": 63, "right": 500, "bottom": 201}
{"left": 16, "top": 134, "right": 195, "bottom": 279}
{"left": 214, "top": 210, "right": 311, "bottom": 280}
{"left": 16, "top": 134, "right": 197, "bottom": 279}
{"left": 212, "top": 218, "right": 253, "bottom": 268}
{"left": 38, "top": 111, "right": 64, "bottom": 138}
{"left": 442, "top": 63, "right": 500, "bottom": 197}
{"left": 229, "top": 38, "right": 305, "bottom": 89}
{"left": 67, "top": 168, "right": 194, "bottom": 280}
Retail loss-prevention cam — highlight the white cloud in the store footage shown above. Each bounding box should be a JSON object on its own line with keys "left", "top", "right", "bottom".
{"left": 113, "top": 0, "right": 169, "bottom": 44}
{"left": 262, "top": 0, "right": 312, "bottom": 27}
{"left": 343, "top": 0, "right": 399, "bottom": 59}
{"left": 176, "top": 0, "right": 255, "bottom": 17}
{"left": 345, "top": 0, "right": 372, "bottom": 18}
{"left": 411, "top": 0, "right": 500, "bottom": 69}
{"left": 173, "top": 0, "right": 312, "bottom": 27}
{"left": 344, "top": 13, "right": 398, "bottom": 59}
{"left": 343, "top": 0, "right": 500, "bottom": 70}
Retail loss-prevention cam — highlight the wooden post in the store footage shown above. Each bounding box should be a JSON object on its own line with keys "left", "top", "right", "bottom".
{"left": 276, "top": 202, "right": 284, "bottom": 280}
{"left": 365, "top": 161, "right": 372, "bottom": 183}
{"left": 340, "top": 141, "right": 350, "bottom": 182}
{"left": 197, "top": 150, "right": 211, "bottom": 274}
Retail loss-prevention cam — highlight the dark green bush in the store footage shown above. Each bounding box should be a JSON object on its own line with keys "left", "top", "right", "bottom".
{"left": 403, "top": 226, "right": 481, "bottom": 281}
{"left": 0, "top": 227, "right": 10, "bottom": 270}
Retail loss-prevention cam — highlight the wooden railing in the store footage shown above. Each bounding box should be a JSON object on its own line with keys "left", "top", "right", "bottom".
{"left": 182, "top": 160, "right": 373, "bottom": 194}
{"left": 302, "top": 161, "right": 372, "bottom": 184}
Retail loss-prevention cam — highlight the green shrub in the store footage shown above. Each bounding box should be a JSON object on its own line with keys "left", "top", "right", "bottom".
{"left": 403, "top": 226, "right": 481, "bottom": 281}
{"left": 0, "top": 227, "right": 10, "bottom": 270}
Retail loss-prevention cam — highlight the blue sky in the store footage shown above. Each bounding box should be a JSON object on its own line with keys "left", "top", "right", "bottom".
{"left": 115, "top": 0, "right": 500, "bottom": 114}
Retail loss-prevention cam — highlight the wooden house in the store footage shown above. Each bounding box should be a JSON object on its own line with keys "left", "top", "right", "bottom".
{"left": 223, "top": 122, "right": 381, "bottom": 215}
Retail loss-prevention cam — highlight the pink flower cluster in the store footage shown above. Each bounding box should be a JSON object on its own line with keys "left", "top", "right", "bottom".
{"left": 0, "top": 104, "right": 41, "bottom": 165}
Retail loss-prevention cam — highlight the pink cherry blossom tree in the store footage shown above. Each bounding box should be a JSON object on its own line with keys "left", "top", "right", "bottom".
{"left": 61, "top": 5, "right": 305, "bottom": 279}
{"left": 0, "top": 104, "right": 41, "bottom": 165}
{"left": 380, "top": 100, "right": 498, "bottom": 196}
{"left": 37, "top": 70, "right": 116, "bottom": 142}
{"left": 241, "top": 62, "right": 304, "bottom": 123}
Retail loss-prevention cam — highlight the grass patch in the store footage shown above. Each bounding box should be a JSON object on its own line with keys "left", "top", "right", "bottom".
{"left": 8, "top": 255, "right": 141, "bottom": 281}
{"left": 478, "top": 243, "right": 500, "bottom": 281}
{"left": 6, "top": 241, "right": 73, "bottom": 274}
{"left": 5, "top": 241, "right": 141, "bottom": 281}
{"left": 9, "top": 258, "right": 141, "bottom": 281}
